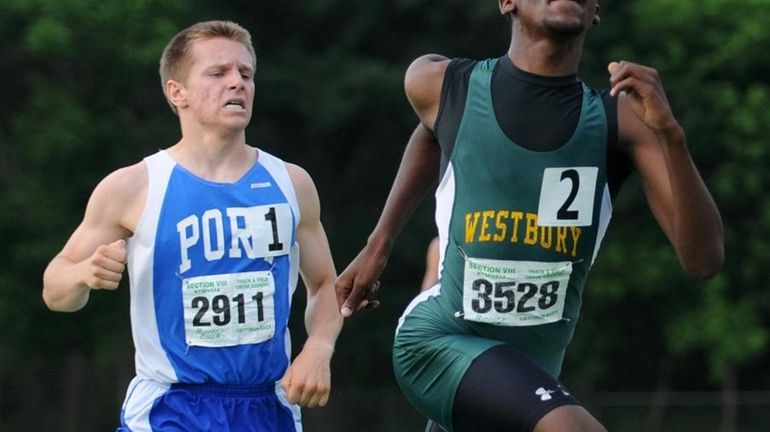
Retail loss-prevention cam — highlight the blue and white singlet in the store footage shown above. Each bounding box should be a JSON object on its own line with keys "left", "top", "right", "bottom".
{"left": 120, "top": 149, "right": 302, "bottom": 431}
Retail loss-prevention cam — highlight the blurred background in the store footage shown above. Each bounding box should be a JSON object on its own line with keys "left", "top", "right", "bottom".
{"left": 1, "top": 0, "right": 769, "bottom": 430}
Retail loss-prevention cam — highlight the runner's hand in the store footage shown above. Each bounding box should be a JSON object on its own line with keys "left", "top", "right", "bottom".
{"left": 281, "top": 339, "right": 334, "bottom": 408}
{"left": 335, "top": 242, "right": 386, "bottom": 317}
{"left": 608, "top": 61, "right": 678, "bottom": 134}
{"left": 82, "top": 239, "right": 126, "bottom": 290}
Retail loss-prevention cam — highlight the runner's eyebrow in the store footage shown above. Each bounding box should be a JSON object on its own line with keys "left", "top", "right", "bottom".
{"left": 203, "top": 62, "right": 254, "bottom": 75}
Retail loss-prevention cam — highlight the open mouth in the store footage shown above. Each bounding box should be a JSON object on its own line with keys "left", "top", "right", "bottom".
{"left": 223, "top": 99, "right": 246, "bottom": 110}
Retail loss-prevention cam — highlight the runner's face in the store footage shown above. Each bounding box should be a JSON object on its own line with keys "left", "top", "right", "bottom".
{"left": 513, "top": 0, "right": 598, "bottom": 37}
{"left": 181, "top": 37, "right": 255, "bottom": 132}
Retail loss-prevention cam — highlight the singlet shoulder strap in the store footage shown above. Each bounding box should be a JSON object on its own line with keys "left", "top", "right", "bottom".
{"left": 257, "top": 148, "right": 300, "bottom": 229}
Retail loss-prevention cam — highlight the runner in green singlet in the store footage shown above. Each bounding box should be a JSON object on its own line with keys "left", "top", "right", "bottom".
{"left": 336, "top": 2, "right": 724, "bottom": 431}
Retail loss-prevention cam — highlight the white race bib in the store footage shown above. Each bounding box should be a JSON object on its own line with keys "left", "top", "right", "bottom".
{"left": 462, "top": 258, "right": 571, "bottom": 326}
{"left": 182, "top": 271, "right": 276, "bottom": 347}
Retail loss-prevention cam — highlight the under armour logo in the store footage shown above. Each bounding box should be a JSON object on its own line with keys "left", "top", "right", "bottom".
{"left": 535, "top": 387, "right": 555, "bottom": 401}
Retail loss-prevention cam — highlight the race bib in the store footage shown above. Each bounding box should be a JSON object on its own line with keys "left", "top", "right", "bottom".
{"left": 462, "top": 258, "right": 571, "bottom": 326}
{"left": 537, "top": 167, "right": 598, "bottom": 226}
{"left": 182, "top": 271, "right": 276, "bottom": 347}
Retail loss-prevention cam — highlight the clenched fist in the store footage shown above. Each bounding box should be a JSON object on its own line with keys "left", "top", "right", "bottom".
{"left": 84, "top": 239, "right": 127, "bottom": 290}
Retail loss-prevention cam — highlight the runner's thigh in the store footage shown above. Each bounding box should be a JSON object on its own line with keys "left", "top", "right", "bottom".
{"left": 452, "top": 344, "right": 580, "bottom": 432}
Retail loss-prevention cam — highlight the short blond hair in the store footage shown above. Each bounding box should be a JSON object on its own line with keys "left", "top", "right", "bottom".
{"left": 159, "top": 20, "right": 256, "bottom": 113}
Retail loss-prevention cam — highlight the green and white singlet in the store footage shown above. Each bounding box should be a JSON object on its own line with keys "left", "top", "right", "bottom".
{"left": 393, "top": 58, "right": 614, "bottom": 431}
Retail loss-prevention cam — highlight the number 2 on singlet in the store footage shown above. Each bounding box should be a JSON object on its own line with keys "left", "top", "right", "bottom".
{"left": 537, "top": 167, "right": 598, "bottom": 227}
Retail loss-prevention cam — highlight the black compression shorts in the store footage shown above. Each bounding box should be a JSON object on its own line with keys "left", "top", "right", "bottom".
{"left": 425, "top": 344, "right": 580, "bottom": 432}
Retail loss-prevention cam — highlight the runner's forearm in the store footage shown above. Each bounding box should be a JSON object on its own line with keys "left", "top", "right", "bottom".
{"left": 657, "top": 126, "right": 724, "bottom": 278}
